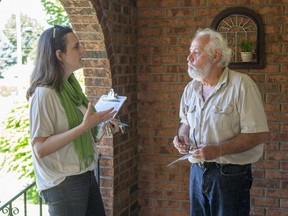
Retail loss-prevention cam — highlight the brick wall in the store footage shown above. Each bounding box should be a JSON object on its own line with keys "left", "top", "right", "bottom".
{"left": 61, "top": 0, "right": 288, "bottom": 215}
{"left": 137, "top": 1, "right": 288, "bottom": 216}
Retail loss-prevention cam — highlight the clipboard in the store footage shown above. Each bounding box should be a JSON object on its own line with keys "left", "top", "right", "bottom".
{"left": 94, "top": 89, "right": 127, "bottom": 118}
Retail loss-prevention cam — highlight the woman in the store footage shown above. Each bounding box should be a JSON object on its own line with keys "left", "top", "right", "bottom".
{"left": 26, "top": 25, "right": 118, "bottom": 216}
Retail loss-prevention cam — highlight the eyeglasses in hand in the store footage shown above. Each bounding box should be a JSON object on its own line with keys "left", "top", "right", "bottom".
{"left": 167, "top": 126, "right": 198, "bottom": 167}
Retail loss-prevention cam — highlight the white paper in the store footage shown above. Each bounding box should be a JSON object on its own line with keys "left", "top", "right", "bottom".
{"left": 94, "top": 91, "right": 127, "bottom": 118}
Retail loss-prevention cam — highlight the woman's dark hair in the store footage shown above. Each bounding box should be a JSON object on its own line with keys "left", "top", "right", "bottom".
{"left": 26, "top": 25, "right": 73, "bottom": 100}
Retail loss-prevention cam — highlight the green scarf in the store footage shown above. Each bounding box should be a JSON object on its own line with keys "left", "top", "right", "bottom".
{"left": 58, "top": 73, "right": 98, "bottom": 171}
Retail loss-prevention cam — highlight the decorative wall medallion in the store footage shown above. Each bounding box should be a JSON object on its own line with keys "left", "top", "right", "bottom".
{"left": 211, "top": 7, "right": 264, "bottom": 69}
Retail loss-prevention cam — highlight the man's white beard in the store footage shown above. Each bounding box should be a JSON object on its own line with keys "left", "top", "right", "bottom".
{"left": 188, "top": 62, "right": 212, "bottom": 82}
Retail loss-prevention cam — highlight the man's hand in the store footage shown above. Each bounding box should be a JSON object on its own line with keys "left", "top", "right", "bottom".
{"left": 173, "top": 135, "right": 194, "bottom": 154}
{"left": 190, "top": 144, "right": 221, "bottom": 161}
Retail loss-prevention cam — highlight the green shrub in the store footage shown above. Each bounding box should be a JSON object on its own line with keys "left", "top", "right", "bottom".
{"left": 0, "top": 102, "right": 38, "bottom": 203}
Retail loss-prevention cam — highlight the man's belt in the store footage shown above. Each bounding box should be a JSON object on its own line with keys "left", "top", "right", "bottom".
{"left": 196, "top": 162, "right": 251, "bottom": 169}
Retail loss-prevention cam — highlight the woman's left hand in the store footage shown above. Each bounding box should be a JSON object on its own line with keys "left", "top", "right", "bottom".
{"left": 109, "top": 118, "right": 120, "bottom": 134}
{"left": 103, "top": 119, "right": 120, "bottom": 136}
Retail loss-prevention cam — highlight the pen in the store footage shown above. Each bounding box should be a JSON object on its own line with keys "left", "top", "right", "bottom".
{"left": 108, "top": 120, "right": 129, "bottom": 127}
{"left": 117, "top": 122, "right": 129, "bottom": 127}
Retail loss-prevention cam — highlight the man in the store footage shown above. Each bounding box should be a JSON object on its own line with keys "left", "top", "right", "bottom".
{"left": 173, "top": 28, "right": 269, "bottom": 216}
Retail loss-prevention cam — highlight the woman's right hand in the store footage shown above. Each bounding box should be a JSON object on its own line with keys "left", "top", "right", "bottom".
{"left": 33, "top": 102, "right": 116, "bottom": 159}
{"left": 82, "top": 102, "right": 116, "bottom": 131}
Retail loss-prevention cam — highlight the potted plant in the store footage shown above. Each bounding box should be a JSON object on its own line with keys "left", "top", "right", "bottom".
{"left": 240, "top": 40, "right": 253, "bottom": 62}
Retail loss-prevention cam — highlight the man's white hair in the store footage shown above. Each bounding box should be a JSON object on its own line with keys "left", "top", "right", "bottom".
{"left": 194, "top": 28, "right": 232, "bottom": 67}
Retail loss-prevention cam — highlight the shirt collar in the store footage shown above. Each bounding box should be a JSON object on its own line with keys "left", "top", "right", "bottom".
{"left": 217, "top": 67, "right": 229, "bottom": 89}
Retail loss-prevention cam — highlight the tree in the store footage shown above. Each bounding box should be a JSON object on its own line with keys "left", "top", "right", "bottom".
{"left": 0, "top": 32, "right": 16, "bottom": 76}
{"left": 1, "top": 0, "right": 71, "bottom": 68}
{"left": 41, "top": 0, "right": 70, "bottom": 26}
{"left": 3, "top": 14, "right": 44, "bottom": 65}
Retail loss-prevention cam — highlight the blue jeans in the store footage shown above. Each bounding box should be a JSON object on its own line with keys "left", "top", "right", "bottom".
{"left": 41, "top": 170, "right": 106, "bottom": 216}
{"left": 189, "top": 162, "right": 253, "bottom": 216}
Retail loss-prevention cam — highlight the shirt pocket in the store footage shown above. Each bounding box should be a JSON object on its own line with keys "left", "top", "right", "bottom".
{"left": 212, "top": 104, "right": 234, "bottom": 130}
{"left": 187, "top": 105, "right": 197, "bottom": 127}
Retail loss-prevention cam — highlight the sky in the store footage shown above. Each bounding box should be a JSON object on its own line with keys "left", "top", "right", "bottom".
{"left": 0, "top": 0, "right": 49, "bottom": 30}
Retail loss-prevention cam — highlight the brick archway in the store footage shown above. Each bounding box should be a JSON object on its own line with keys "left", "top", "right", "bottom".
{"left": 60, "top": 0, "right": 112, "bottom": 99}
